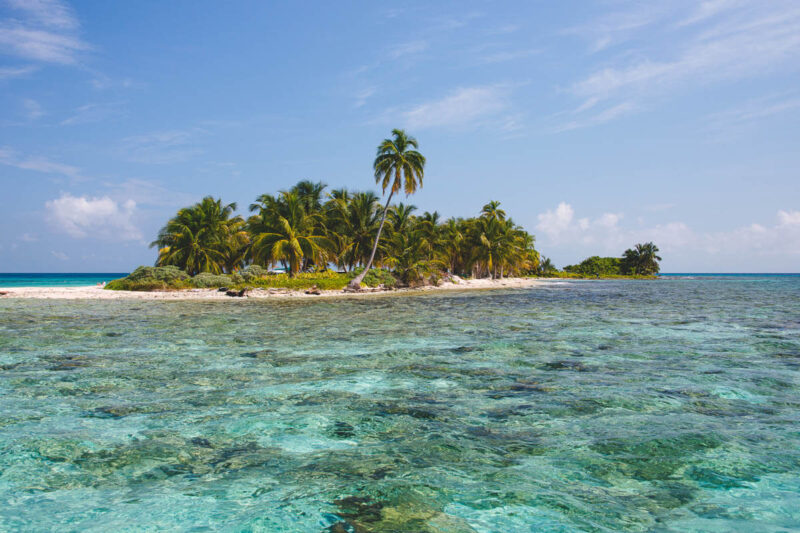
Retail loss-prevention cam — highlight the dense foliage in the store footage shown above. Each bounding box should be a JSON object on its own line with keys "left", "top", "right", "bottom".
{"left": 622, "top": 242, "right": 662, "bottom": 275}
{"left": 564, "top": 256, "right": 623, "bottom": 276}
{"left": 146, "top": 129, "right": 540, "bottom": 287}
{"left": 106, "top": 266, "right": 399, "bottom": 291}
{"left": 560, "top": 242, "right": 662, "bottom": 277}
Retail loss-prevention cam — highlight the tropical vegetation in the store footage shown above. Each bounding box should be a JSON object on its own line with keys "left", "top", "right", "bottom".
{"left": 561, "top": 243, "right": 662, "bottom": 277}
{"left": 113, "top": 128, "right": 543, "bottom": 291}
{"left": 108, "top": 129, "right": 662, "bottom": 291}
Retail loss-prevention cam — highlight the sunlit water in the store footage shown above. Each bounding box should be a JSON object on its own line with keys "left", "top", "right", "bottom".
{"left": 1, "top": 277, "right": 799, "bottom": 532}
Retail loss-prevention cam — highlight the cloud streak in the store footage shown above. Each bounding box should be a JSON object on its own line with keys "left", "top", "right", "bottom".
{"left": 0, "top": 0, "right": 89, "bottom": 64}
{"left": 562, "top": 1, "right": 800, "bottom": 130}
{"left": 0, "top": 146, "right": 81, "bottom": 179}
{"left": 400, "top": 85, "right": 511, "bottom": 130}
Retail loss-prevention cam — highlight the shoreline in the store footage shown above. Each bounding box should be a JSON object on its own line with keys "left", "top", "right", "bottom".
{"left": 0, "top": 277, "right": 553, "bottom": 300}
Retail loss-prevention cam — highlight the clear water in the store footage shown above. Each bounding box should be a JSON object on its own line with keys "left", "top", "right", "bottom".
{"left": 1, "top": 277, "right": 799, "bottom": 532}
{"left": 0, "top": 273, "right": 127, "bottom": 288}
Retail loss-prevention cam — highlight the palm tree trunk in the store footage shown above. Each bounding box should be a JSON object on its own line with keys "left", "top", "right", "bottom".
{"left": 348, "top": 190, "right": 394, "bottom": 289}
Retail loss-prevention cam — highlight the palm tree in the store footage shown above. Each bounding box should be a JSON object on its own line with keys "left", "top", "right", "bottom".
{"left": 151, "top": 197, "right": 242, "bottom": 275}
{"left": 348, "top": 129, "right": 426, "bottom": 289}
{"left": 325, "top": 190, "right": 381, "bottom": 271}
{"left": 481, "top": 201, "right": 506, "bottom": 222}
{"left": 622, "top": 242, "right": 662, "bottom": 275}
{"left": 249, "top": 191, "right": 332, "bottom": 276}
{"left": 292, "top": 180, "right": 327, "bottom": 215}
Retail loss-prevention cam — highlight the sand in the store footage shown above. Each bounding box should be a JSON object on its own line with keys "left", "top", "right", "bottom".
{"left": 0, "top": 277, "right": 549, "bottom": 300}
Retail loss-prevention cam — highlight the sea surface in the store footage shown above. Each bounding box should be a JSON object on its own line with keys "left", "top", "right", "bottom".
{"left": 1, "top": 276, "right": 799, "bottom": 531}
{"left": 0, "top": 273, "right": 127, "bottom": 288}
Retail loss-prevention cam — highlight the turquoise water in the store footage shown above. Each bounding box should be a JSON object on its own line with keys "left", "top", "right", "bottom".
{"left": 0, "top": 273, "right": 127, "bottom": 288}
{"left": 1, "top": 277, "right": 799, "bottom": 531}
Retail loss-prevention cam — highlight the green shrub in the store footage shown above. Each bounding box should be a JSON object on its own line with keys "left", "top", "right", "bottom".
{"left": 239, "top": 271, "right": 350, "bottom": 290}
{"left": 241, "top": 265, "right": 268, "bottom": 282}
{"left": 348, "top": 268, "right": 398, "bottom": 288}
{"left": 190, "top": 273, "right": 233, "bottom": 288}
{"left": 105, "top": 266, "right": 191, "bottom": 291}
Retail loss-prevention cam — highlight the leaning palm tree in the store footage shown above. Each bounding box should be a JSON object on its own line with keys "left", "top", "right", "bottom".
{"left": 348, "top": 129, "right": 426, "bottom": 289}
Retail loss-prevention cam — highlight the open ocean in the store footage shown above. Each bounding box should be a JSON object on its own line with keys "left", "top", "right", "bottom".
{"left": 0, "top": 273, "right": 127, "bottom": 288}
{"left": 1, "top": 275, "right": 799, "bottom": 531}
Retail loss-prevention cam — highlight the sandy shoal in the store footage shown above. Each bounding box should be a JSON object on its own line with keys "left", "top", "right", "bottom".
{"left": 0, "top": 277, "right": 549, "bottom": 300}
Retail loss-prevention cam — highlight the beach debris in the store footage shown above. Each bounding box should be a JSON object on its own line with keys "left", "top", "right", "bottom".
{"left": 305, "top": 285, "right": 322, "bottom": 295}
{"left": 226, "top": 288, "right": 248, "bottom": 297}
{"left": 0, "top": 291, "right": 7, "bottom": 296}
{"left": 218, "top": 287, "right": 229, "bottom": 292}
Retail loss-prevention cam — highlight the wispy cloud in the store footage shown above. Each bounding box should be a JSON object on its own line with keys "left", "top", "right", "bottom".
{"left": 0, "top": 0, "right": 89, "bottom": 64}
{"left": 562, "top": 1, "right": 800, "bottom": 130}
{"left": 555, "top": 102, "right": 637, "bottom": 132}
{"left": 706, "top": 92, "right": 800, "bottom": 128}
{"left": 479, "top": 48, "right": 539, "bottom": 64}
{"left": 60, "top": 101, "right": 125, "bottom": 125}
{"left": 400, "top": 85, "right": 511, "bottom": 130}
{"left": 0, "top": 145, "right": 81, "bottom": 179}
{"left": 353, "top": 86, "right": 376, "bottom": 108}
{"left": 0, "top": 65, "right": 37, "bottom": 79}
{"left": 389, "top": 40, "right": 428, "bottom": 59}
{"left": 22, "top": 98, "right": 44, "bottom": 119}
{"left": 119, "top": 129, "right": 206, "bottom": 164}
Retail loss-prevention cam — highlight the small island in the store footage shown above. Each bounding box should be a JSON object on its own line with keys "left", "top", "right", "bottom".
{"left": 99, "top": 130, "right": 661, "bottom": 298}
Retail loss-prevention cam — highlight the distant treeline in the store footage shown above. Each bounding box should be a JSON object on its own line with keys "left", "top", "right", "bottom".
{"left": 561, "top": 243, "right": 662, "bottom": 276}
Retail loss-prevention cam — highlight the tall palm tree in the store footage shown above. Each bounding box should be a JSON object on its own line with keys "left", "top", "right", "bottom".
{"left": 348, "top": 129, "right": 425, "bottom": 289}
{"left": 151, "top": 196, "right": 242, "bottom": 275}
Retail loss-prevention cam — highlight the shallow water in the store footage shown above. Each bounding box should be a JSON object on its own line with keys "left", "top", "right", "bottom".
{"left": 1, "top": 277, "right": 799, "bottom": 532}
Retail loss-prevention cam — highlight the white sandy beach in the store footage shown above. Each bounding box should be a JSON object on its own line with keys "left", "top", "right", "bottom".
{"left": 0, "top": 277, "right": 547, "bottom": 300}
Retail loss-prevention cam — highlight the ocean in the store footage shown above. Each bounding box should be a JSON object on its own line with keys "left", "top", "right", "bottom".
{"left": 0, "top": 273, "right": 127, "bottom": 288}
{"left": 1, "top": 275, "right": 799, "bottom": 531}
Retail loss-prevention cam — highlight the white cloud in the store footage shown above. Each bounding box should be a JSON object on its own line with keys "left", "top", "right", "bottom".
{"left": 50, "top": 250, "right": 68, "bottom": 261}
{"left": 45, "top": 193, "right": 141, "bottom": 240}
{"left": 536, "top": 202, "right": 575, "bottom": 239}
{"left": 401, "top": 85, "right": 510, "bottom": 129}
{"left": 0, "top": 146, "right": 81, "bottom": 179}
{"left": 0, "top": 0, "right": 88, "bottom": 64}
{"left": 535, "top": 202, "right": 800, "bottom": 267}
{"left": 778, "top": 209, "right": 800, "bottom": 226}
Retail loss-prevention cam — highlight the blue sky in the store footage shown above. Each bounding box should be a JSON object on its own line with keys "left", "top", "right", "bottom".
{"left": 1, "top": 0, "right": 798, "bottom": 272}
